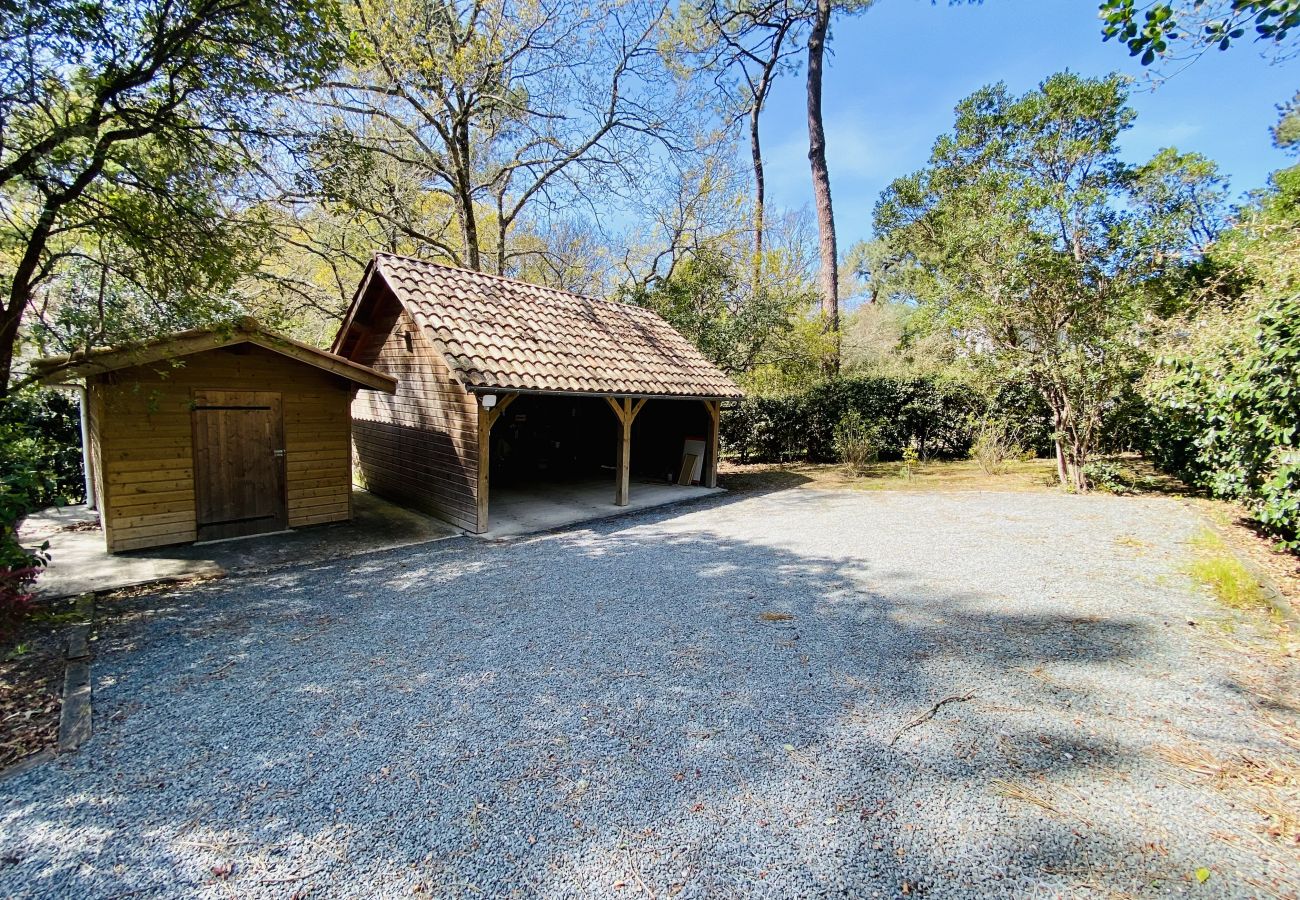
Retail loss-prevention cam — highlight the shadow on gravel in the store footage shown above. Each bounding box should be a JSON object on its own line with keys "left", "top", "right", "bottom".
{"left": 0, "top": 493, "right": 1245, "bottom": 898}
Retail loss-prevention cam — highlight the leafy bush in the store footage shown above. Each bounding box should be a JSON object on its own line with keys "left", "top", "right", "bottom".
{"left": 0, "top": 389, "right": 83, "bottom": 637}
{"left": 833, "top": 409, "right": 883, "bottom": 475}
{"left": 722, "top": 373, "right": 1052, "bottom": 465}
{"left": 0, "top": 390, "right": 84, "bottom": 509}
{"left": 1145, "top": 294, "right": 1300, "bottom": 547}
{"left": 899, "top": 446, "right": 921, "bottom": 480}
{"left": 1082, "top": 460, "right": 1135, "bottom": 494}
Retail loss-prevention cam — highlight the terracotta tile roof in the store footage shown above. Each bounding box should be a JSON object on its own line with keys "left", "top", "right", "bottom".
{"left": 367, "top": 253, "right": 743, "bottom": 398}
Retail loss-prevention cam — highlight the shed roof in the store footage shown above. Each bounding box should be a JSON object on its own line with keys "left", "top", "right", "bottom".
{"left": 334, "top": 253, "right": 743, "bottom": 399}
{"left": 33, "top": 318, "right": 397, "bottom": 393}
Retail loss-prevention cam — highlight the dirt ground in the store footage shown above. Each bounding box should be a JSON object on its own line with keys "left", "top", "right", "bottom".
{"left": 0, "top": 598, "right": 77, "bottom": 769}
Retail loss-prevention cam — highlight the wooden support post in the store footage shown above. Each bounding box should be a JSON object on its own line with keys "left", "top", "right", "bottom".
{"left": 616, "top": 405, "right": 632, "bottom": 506}
{"left": 702, "top": 399, "right": 721, "bottom": 488}
{"left": 605, "top": 396, "right": 648, "bottom": 506}
{"left": 475, "top": 392, "right": 518, "bottom": 533}
{"left": 476, "top": 403, "right": 491, "bottom": 533}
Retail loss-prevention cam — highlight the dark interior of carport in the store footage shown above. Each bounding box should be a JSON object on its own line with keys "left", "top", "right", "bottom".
{"left": 486, "top": 393, "right": 714, "bottom": 488}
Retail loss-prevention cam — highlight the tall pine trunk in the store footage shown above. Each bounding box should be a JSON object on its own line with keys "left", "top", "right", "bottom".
{"left": 750, "top": 100, "right": 766, "bottom": 289}
{"left": 806, "top": 0, "right": 840, "bottom": 375}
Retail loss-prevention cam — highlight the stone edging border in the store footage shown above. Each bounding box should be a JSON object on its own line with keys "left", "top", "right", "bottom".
{"left": 0, "top": 593, "right": 96, "bottom": 781}
{"left": 57, "top": 593, "right": 95, "bottom": 753}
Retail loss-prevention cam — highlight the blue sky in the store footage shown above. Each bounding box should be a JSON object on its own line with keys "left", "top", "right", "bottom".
{"left": 758, "top": 0, "right": 1298, "bottom": 249}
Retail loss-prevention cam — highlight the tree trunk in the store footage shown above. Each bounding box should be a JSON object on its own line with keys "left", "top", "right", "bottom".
{"left": 0, "top": 299, "right": 23, "bottom": 399}
{"left": 748, "top": 20, "right": 788, "bottom": 291}
{"left": 806, "top": 0, "right": 840, "bottom": 376}
{"left": 453, "top": 116, "right": 481, "bottom": 270}
{"left": 750, "top": 101, "right": 765, "bottom": 288}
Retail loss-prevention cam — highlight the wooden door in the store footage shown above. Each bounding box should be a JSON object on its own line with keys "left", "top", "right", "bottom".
{"left": 191, "top": 390, "right": 287, "bottom": 542}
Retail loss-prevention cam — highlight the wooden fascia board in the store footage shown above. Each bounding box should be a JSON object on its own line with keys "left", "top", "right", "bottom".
{"left": 242, "top": 333, "right": 397, "bottom": 393}
{"left": 39, "top": 331, "right": 396, "bottom": 394}
{"left": 471, "top": 385, "right": 742, "bottom": 402}
{"left": 330, "top": 260, "right": 379, "bottom": 355}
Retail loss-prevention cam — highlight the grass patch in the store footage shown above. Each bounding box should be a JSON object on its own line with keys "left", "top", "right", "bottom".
{"left": 758, "top": 611, "right": 794, "bottom": 622}
{"left": 1188, "top": 530, "right": 1273, "bottom": 612}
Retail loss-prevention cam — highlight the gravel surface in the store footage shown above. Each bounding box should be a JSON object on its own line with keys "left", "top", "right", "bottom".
{"left": 0, "top": 488, "right": 1296, "bottom": 898}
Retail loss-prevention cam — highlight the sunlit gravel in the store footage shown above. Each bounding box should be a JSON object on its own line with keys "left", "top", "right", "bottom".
{"left": 0, "top": 487, "right": 1295, "bottom": 898}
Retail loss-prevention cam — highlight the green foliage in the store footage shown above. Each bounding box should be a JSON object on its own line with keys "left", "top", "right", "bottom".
{"left": 1143, "top": 165, "right": 1300, "bottom": 546}
{"left": 0, "top": 390, "right": 79, "bottom": 637}
{"left": 1082, "top": 460, "right": 1136, "bottom": 494}
{"left": 875, "top": 72, "right": 1225, "bottom": 491}
{"left": 0, "top": 391, "right": 84, "bottom": 512}
{"left": 1187, "top": 530, "right": 1271, "bottom": 611}
{"left": 899, "top": 446, "right": 921, "bottom": 480}
{"left": 622, "top": 245, "right": 830, "bottom": 395}
{"left": 1, "top": 0, "right": 349, "bottom": 390}
{"left": 1100, "top": 0, "right": 1299, "bottom": 62}
{"left": 1273, "top": 92, "right": 1300, "bottom": 150}
{"left": 833, "top": 409, "right": 883, "bottom": 474}
{"left": 622, "top": 249, "right": 816, "bottom": 377}
{"left": 721, "top": 374, "right": 1034, "bottom": 464}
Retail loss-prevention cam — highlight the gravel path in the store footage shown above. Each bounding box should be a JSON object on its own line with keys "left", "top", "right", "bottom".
{"left": 0, "top": 488, "right": 1296, "bottom": 898}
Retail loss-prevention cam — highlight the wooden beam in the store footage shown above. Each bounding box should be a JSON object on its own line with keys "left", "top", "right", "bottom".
{"left": 606, "top": 396, "right": 651, "bottom": 507}
{"left": 473, "top": 392, "right": 519, "bottom": 533}
{"left": 702, "top": 399, "right": 720, "bottom": 488}
{"left": 36, "top": 322, "right": 398, "bottom": 394}
{"left": 615, "top": 397, "right": 631, "bottom": 506}
{"left": 604, "top": 394, "right": 627, "bottom": 424}
{"left": 476, "top": 402, "right": 491, "bottom": 533}
{"left": 487, "top": 392, "right": 519, "bottom": 427}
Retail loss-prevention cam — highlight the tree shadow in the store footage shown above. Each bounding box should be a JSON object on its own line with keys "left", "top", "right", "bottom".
{"left": 0, "top": 493, "right": 1292, "bottom": 898}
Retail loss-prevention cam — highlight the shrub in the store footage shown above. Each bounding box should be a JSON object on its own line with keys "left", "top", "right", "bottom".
{"left": 0, "top": 389, "right": 81, "bottom": 638}
{"left": 969, "top": 419, "right": 1024, "bottom": 475}
{"left": 0, "top": 475, "right": 49, "bottom": 642}
{"left": 833, "top": 409, "right": 883, "bottom": 475}
{"left": 722, "top": 373, "right": 1050, "bottom": 465}
{"left": 1082, "top": 460, "right": 1134, "bottom": 494}
{"left": 1145, "top": 294, "right": 1300, "bottom": 547}
{"left": 899, "top": 446, "right": 921, "bottom": 480}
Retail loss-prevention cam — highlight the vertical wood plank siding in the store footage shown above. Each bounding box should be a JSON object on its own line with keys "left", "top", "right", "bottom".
{"left": 349, "top": 308, "right": 480, "bottom": 531}
{"left": 95, "top": 345, "right": 354, "bottom": 552}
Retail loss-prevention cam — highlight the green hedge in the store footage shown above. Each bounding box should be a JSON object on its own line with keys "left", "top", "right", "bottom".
{"left": 722, "top": 375, "right": 1053, "bottom": 464}
{"left": 1144, "top": 294, "right": 1300, "bottom": 547}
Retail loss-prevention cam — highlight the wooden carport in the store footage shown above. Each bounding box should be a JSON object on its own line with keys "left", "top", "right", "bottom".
{"left": 333, "top": 253, "right": 742, "bottom": 534}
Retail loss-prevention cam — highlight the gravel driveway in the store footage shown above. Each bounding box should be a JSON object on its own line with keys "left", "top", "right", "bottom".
{"left": 1, "top": 488, "right": 1296, "bottom": 898}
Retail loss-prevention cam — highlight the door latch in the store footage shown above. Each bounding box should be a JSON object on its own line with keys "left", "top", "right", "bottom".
{"left": 273, "top": 449, "right": 286, "bottom": 457}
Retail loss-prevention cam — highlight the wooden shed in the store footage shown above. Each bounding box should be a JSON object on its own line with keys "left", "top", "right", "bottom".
{"left": 332, "top": 253, "right": 744, "bottom": 534}
{"left": 34, "top": 319, "right": 396, "bottom": 553}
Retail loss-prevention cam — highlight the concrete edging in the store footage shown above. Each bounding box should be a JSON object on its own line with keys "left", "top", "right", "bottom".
{"left": 57, "top": 594, "right": 95, "bottom": 753}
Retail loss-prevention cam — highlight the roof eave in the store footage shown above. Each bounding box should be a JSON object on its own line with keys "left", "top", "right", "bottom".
{"left": 462, "top": 384, "right": 743, "bottom": 401}
{"left": 33, "top": 322, "right": 397, "bottom": 394}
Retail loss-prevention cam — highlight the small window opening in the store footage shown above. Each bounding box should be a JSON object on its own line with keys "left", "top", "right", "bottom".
{"left": 403, "top": 331, "right": 413, "bottom": 352}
